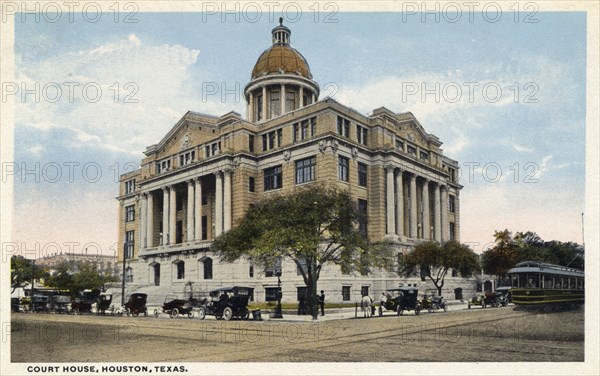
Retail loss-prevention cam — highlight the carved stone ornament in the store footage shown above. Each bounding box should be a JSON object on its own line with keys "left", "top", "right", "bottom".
{"left": 331, "top": 140, "right": 339, "bottom": 153}
{"left": 351, "top": 146, "right": 359, "bottom": 159}
{"left": 407, "top": 132, "right": 415, "bottom": 142}
{"left": 181, "top": 132, "right": 191, "bottom": 149}
{"left": 318, "top": 140, "right": 326, "bottom": 153}
{"left": 283, "top": 150, "right": 291, "bottom": 162}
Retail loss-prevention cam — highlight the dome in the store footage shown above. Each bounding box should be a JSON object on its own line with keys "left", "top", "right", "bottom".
{"left": 250, "top": 18, "right": 313, "bottom": 80}
{"left": 251, "top": 45, "right": 313, "bottom": 79}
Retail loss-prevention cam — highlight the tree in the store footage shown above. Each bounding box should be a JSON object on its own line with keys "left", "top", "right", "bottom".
{"left": 481, "top": 229, "right": 519, "bottom": 276}
{"left": 211, "top": 185, "right": 394, "bottom": 319}
{"left": 46, "top": 260, "right": 118, "bottom": 297}
{"left": 10, "top": 256, "right": 48, "bottom": 293}
{"left": 399, "top": 240, "right": 480, "bottom": 296}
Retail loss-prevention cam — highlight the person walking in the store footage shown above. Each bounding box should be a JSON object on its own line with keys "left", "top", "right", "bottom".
{"left": 319, "top": 290, "right": 325, "bottom": 316}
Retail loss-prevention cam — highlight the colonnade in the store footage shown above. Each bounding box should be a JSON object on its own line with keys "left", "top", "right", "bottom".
{"left": 139, "top": 169, "right": 232, "bottom": 249}
{"left": 385, "top": 166, "right": 452, "bottom": 242}
{"left": 246, "top": 83, "right": 317, "bottom": 122}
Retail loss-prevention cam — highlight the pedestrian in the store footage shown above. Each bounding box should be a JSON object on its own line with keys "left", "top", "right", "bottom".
{"left": 319, "top": 290, "right": 325, "bottom": 316}
{"left": 380, "top": 292, "right": 388, "bottom": 312}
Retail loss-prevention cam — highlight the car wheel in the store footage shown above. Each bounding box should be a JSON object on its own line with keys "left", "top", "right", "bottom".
{"left": 443, "top": 305, "right": 448, "bottom": 312}
{"left": 144, "top": 309, "right": 148, "bottom": 317}
{"left": 132, "top": 310, "right": 139, "bottom": 317}
{"left": 223, "top": 307, "right": 233, "bottom": 321}
{"left": 153, "top": 309, "right": 159, "bottom": 318}
{"left": 197, "top": 307, "right": 206, "bottom": 320}
{"left": 187, "top": 310, "right": 194, "bottom": 319}
{"left": 415, "top": 307, "right": 420, "bottom": 315}
{"left": 482, "top": 302, "right": 486, "bottom": 309}
{"left": 126, "top": 308, "right": 131, "bottom": 317}
{"left": 170, "top": 308, "right": 179, "bottom": 319}
{"left": 242, "top": 310, "right": 250, "bottom": 320}
{"left": 398, "top": 309, "right": 404, "bottom": 316}
{"left": 74, "top": 308, "right": 80, "bottom": 315}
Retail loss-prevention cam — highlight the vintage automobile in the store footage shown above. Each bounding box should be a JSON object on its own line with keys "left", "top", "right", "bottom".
{"left": 71, "top": 298, "right": 93, "bottom": 314}
{"left": 197, "top": 286, "right": 254, "bottom": 321}
{"left": 468, "top": 291, "right": 505, "bottom": 309}
{"left": 124, "top": 293, "right": 148, "bottom": 317}
{"left": 31, "top": 295, "right": 50, "bottom": 313}
{"left": 395, "top": 286, "right": 422, "bottom": 315}
{"left": 421, "top": 291, "right": 447, "bottom": 313}
{"left": 97, "top": 293, "right": 113, "bottom": 315}
{"left": 50, "top": 295, "right": 72, "bottom": 314}
{"left": 154, "top": 295, "right": 195, "bottom": 319}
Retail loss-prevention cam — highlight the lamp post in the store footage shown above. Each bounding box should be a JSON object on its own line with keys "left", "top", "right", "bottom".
{"left": 121, "top": 241, "right": 130, "bottom": 307}
{"left": 273, "top": 271, "right": 283, "bottom": 318}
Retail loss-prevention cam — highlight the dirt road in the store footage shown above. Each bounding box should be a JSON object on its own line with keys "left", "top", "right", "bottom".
{"left": 10, "top": 306, "right": 584, "bottom": 362}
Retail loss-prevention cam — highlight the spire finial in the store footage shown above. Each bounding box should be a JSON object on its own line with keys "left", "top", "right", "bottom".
{"left": 279, "top": 17, "right": 283, "bottom": 26}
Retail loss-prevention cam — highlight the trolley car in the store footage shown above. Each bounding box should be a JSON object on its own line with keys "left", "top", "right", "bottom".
{"left": 507, "top": 261, "right": 584, "bottom": 307}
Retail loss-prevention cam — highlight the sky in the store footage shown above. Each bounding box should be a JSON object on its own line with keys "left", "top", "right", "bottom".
{"left": 7, "top": 6, "right": 588, "bottom": 258}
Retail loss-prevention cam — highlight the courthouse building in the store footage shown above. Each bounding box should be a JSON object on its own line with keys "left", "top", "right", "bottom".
{"left": 117, "top": 21, "right": 466, "bottom": 304}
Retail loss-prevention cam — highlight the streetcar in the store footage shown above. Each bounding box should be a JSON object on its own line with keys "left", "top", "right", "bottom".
{"left": 507, "top": 261, "right": 584, "bottom": 308}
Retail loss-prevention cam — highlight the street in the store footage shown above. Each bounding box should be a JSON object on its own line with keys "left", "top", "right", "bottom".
{"left": 10, "top": 305, "right": 584, "bottom": 362}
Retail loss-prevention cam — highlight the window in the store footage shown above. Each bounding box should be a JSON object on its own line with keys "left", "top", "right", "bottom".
{"left": 248, "top": 177, "right": 255, "bottom": 192}
{"left": 261, "top": 129, "right": 282, "bottom": 151}
{"left": 174, "top": 260, "right": 185, "bottom": 280}
{"left": 449, "top": 222, "right": 456, "bottom": 241}
{"left": 265, "top": 287, "right": 279, "bottom": 302}
{"left": 448, "top": 195, "right": 456, "bottom": 213}
{"left": 293, "top": 117, "right": 316, "bottom": 143}
{"left": 125, "top": 205, "right": 135, "bottom": 222}
{"left": 257, "top": 94, "right": 263, "bottom": 121}
{"left": 361, "top": 286, "right": 369, "bottom": 297}
{"left": 420, "top": 151, "right": 429, "bottom": 162}
{"left": 358, "top": 163, "right": 368, "bottom": 187}
{"left": 295, "top": 156, "right": 316, "bottom": 184}
{"left": 265, "top": 258, "right": 282, "bottom": 277}
{"left": 338, "top": 156, "right": 349, "bottom": 182}
{"left": 336, "top": 116, "right": 350, "bottom": 137}
{"left": 125, "top": 267, "right": 133, "bottom": 283}
{"left": 205, "top": 141, "right": 221, "bottom": 158}
{"left": 249, "top": 135, "right": 255, "bottom": 152}
{"left": 285, "top": 91, "right": 296, "bottom": 112}
{"left": 407, "top": 145, "right": 417, "bottom": 156}
{"left": 202, "top": 258, "right": 213, "bottom": 280}
{"left": 179, "top": 150, "right": 195, "bottom": 166}
{"left": 124, "top": 231, "right": 134, "bottom": 259}
{"left": 264, "top": 165, "right": 283, "bottom": 191}
{"left": 296, "top": 258, "right": 307, "bottom": 276}
{"left": 125, "top": 179, "right": 136, "bottom": 194}
{"left": 270, "top": 90, "right": 280, "bottom": 118}
{"left": 357, "top": 199, "right": 368, "bottom": 237}
{"left": 356, "top": 125, "right": 368, "bottom": 145}
{"left": 297, "top": 286, "right": 307, "bottom": 301}
{"left": 156, "top": 159, "right": 171, "bottom": 174}
{"left": 448, "top": 167, "right": 457, "bottom": 183}
{"left": 201, "top": 216, "right": 208, "bottom": 240}
{"left": 396, "top": 139, "right": 404, "bottom": 152}
{"left": 342, "top": 286, "right": 351, "bottom": 301}
{"left": 249, "top": 262, "right": 254, "bottom": 278}
{"left": 176, "top": 193, "right": 183, "bottom": 211}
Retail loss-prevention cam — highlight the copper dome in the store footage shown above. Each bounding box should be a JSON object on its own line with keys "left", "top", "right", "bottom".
{"left": 251, "top": 44, "right": 313, "bottom": 79}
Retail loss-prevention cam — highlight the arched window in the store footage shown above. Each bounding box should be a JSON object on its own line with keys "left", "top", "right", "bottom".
{"left": 202, "top": 258, "right": 213, "bottom": 280}
{"left": 125, "top": 267, "right": 133, "bottom": 283}
{"left": 173, "top": 260, "right": 185, "bottom": 280}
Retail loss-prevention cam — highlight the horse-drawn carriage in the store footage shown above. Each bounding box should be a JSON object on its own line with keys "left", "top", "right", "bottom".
{"left": 197, "top": 286, "right": 254, "bottom": 321}
{"left": 97, "top": 293, "right": 113, "bottom": 315}
{"left": 154, "top": 295, "right": 195, "bottom": 319}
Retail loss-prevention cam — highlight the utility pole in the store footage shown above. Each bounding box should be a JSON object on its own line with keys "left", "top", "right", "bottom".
{"left": 121, "top": 241, "right": 128, "bottom": 307}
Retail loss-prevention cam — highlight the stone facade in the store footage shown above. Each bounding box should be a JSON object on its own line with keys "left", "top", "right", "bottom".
{"left": 116, "top": 21, "right": 472, "bottom": 304}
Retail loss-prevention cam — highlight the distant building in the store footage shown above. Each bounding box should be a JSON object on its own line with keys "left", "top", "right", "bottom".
{"left": 35, "top": 252, "right": 120, "bottom": 279}
{"left": 117, "top": 21, "right": 469, "bottom": 303}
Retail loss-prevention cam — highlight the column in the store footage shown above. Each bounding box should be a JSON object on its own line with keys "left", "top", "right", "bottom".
{"left": 409, "top": 174, "right": 417, "bottom": 238}
{"left": 299, "top": 86, "right": 304, "bottom": 107}
{"left": 223, "top": 169, "right": 232, "bottom": 232}
{"left": 455, "top": 191, "right": 460, "bottom": 242}
{"left": 187, "top": 180, "right": 194, "bottom": 242}
{"left": 215, "top": 172, "right": 223, "bottom": 237}
{"left": 385, "top": 166, "right": 395, "bottom": 236}
{"left": 395, "top": 169, "right": 404, "bottom": 238}
{"left": 169, "top": 186, "right": 177, "bottom": 245}
{"left": 195, "top": 178, "right": 203, "bottom": 240}
{"left": 422, "top": 179, "right": 430, "bottom": 239}
{"left": 162, "top": 187, "right": 169, "bottom": 246}
{"left": 441, "top": 185, "right": 448, "bottom": 242}
{"left": 140, "top": 194, "right": 147, "bottom": 249}
{"left": 280, "top": 83, "right": 285, "bottom": 115}
{"left": 434, "top": 183, "right": 441, "bottom": 242}
{"left": 147, "top": 192, "right": 154, "bottom": 247}
{"left": 312, "top": 93, "right": 316, "bottom": 103}
{"left": 262, "top": 86, "right": 267, "bottom": 120}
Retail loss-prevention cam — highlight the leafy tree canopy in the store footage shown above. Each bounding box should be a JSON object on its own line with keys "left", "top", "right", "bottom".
{"left": 481, "top": 229, "right": 584, "bottom": 276}
{"left": 211, "top": 185, "right": 394, "bottom": 318}
{"left": 399, "top": 240, "right": 480, "bottom": 296}
{"left": 45, "top": 260, "right": 118, "bottom": 297}
{"left": 10, "top": 256, "right": 49, "bottom": 293}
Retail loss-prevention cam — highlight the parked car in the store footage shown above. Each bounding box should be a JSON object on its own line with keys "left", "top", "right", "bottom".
{"left": 197, "top": 286, "right": 254, "bottom": 321}
{"left": 421, "top": 291, "right": 447, "bottom": 313}
{"left": 50, "top": 295, "right": 71, "bottom": 314}
{"left": 31, "top": 295, "right": 50, "bottom": 313}
{"left": 154, "top": 295, "right": 195, "bottom": 319}
{"left": 394, "top": 286, "right": 422, "bottom": 316}
{"left": 124, "top": 293, "right": 148, "bottom": 317}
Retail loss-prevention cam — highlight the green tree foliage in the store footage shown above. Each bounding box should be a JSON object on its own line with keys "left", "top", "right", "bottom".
{"left": 482, "top": 230, "right": 584, "bottom": 277}
{"left": 211, "top": 185, "right": 394, "bottom": 319}
{"left": 10, "top": 256, "right": 49, "bottom": 293}
{"left": 399, "top": 240, "right": 480, "bottom": 296}
{"left": 46, "top": 260, "right": 118, "bottom": 297}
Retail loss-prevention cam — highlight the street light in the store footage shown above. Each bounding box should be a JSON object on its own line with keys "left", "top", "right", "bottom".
{"left": 273, "top": 271, "right": 283, "bottom": 318}
{"left": 121, "top": 240, "right": 131, "bottom": 306}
